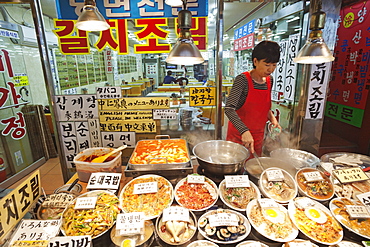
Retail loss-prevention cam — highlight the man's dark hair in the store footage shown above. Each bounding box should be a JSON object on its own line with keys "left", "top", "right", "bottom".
{"left": 252, "top": 41, "right": 281, "bottom": 68}
{"left": 167, "top": 70, "right": 173, "bottom": 76}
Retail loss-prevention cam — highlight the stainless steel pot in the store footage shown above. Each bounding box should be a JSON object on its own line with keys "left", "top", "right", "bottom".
{"left": 192, "top": 140, "right": 250, "bottom": 176}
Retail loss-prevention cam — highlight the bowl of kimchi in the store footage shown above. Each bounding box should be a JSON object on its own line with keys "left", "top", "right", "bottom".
{"left": 174, "top": 174, "right": 218, "bottom": 211}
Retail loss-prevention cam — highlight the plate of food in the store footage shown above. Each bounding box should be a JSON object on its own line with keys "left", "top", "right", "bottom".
{"left": 156, "top": 206, "right": 197, "bottom": 245}
{"left": 236, "top": 241, "right": 269, "bottom": 247}
{"left": 288, "top": 197, "right": 343, "bottom": 245}
{"left": 198, "top": 208, "right": 250, "bottom": 244}
{"left": 329, "top": 197, "right": 370, "bottom": 239}
{"left": 119, "top": 175, "right": 174, "bottom": 219}
{"left": 295, "top": 167, "right": 334, "bottom": 202}
{"left": 246, "top": 199, "right": 298, "bottom": 242}
{"left": 174, "top": 175, "right": 218, "bottom": 211}
{"left": 332, "top": 179, "right": 370, "bottom": 199}
{"left": 187, "top": 240, "right": 219, "bottom": 247}
{"left": 218, "top": 179, "right": 261, "bottom": 211}
{"left": 61, "top": 190, "right": 120, "bottom": 239}
{"left": 282, "top": 239, "right": 319, "bottom": 247}
{"left": 259, "top": 167, "right": 297, "bottom": 204}
{"left": 110, "top": 221, "right": 155, "bottom": 247}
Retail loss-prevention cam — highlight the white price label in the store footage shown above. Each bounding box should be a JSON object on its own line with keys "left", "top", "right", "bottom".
{"left": 225, "top": 175, "right": 250, "bottom": 188}
{"left": 42, "top": 193, "right": 75, "bottom": 208}
{"left": 356, "top": 191, "right": 370, "bottom": 207}
{"left": 133, "top": 182, "right": 158, "bottom": 194}
{"left": 346, "top": 205, "right": 370, "bottom": 219}
{"left": 116, "top": 212, "right": 145, "bottom": 236}
{"left": 266, "top": 169, "right": 284, "bottom": 181}
{"left": 288, "top": 241, "right": 313, "bottom": 247}
{"left": 208, "top": 213, "right": 239, "bottom": 227}
{"left": 258, "top": 198, "right": 279, "bottom": 209}
{"left": 74, "top": 197, "right": 97, "bottom": 209}
{"left": 303, "top": 171, "right": 324, "bottom": 182}
{"left": 294, "top": 197, "right": 316, "bottom": 209}
{"left": 87, "top": 172, "right": 122, "bottom": 190}
{"left": 187, "top": 175, "right": 205, "bottom": 184}
{"left": 153, "top": 109, "right": 177, "bottom": 120}
{"left": 162, "top": 206, "right": 190, "bottom": 223}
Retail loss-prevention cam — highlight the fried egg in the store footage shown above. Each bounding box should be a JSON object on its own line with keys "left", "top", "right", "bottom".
{"left": 263, "top": 208, "right": 286, "bottom": 224}
{"left": 304, "top": 207, "right": 327, "bottom": 224}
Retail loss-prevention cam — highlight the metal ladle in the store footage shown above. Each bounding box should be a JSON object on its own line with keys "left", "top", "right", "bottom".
{"left": 252, "top": 151, "right": 264, "bottom": 172}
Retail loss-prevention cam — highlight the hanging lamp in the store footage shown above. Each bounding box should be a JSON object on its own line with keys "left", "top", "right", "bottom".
{"left": 294, "top": 0, "right": 334, "bottom": 64}
{"left": 166, "top": 0, "right": 204, "bottom": 65}
{"left": 76, "top": 0, "right": 110, "bottom": 31}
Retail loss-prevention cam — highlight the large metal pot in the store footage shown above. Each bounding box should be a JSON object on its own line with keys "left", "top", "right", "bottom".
{"left": 192, "top": 140, "right": 250, "bottom": 176}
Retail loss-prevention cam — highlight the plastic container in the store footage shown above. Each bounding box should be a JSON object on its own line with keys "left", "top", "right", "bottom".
{"left": 73, "top": 147, "right": 122, "bottom": 182}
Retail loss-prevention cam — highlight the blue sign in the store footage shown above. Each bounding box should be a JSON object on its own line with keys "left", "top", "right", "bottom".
{"left": 234, "top": 19, "right": 255, "bottom": 40}
{"left": 55, "top": 0, "right": 208, "bottom": 20}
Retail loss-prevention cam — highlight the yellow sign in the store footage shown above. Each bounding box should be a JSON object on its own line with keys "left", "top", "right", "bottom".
{"left": 100, "top": 120, "right": 156, "bottom": 133}
{"left": 12, "top": 240, "right": 49, "bottom": 247}
{"left": 343, "top": 12, "right": 355, "bottom": 28}
{"left": 0, "top": 170, "right": 41, "bottom": 242}
{"left": 99, "top": 110, "right": 153, "bottom": 122}
{"left": 13, "top": 74, "right": 29, "bottom": 87}
{"left": 333, "top": 167, "right": 369, "bottom": 184}
{"left": 189, "top": 87, "right": 216, "bottom": 106}
{"left": 98, "top": 97, "right": 170, "bottom": 110}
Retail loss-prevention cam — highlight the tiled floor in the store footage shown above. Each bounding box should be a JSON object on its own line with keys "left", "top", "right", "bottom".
{"left": 9, "top": 157, "right": 65, "bottom": 195}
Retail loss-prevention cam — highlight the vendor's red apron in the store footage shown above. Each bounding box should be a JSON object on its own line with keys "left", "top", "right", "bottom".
{"left": 227, "top": 71, "right": 271, "bottom": 156}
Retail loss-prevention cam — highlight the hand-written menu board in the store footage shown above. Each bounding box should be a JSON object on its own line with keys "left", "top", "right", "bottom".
{"left": 326, "top": 0, "right": 370, "bottom": 128}
{"left": 101, "top": 131, "right": 136, "bottom": 148}
{"left": 189, "top": 87, "right": 216, "bottom": 106}
{"left": 305, "top": 62, "right": 332, "bottom": 120}
{"left": 54, "top": 95, "right": 98, "bottom": 121}
{"left": 0, "top": 170, "right": 41, "bottom": 242}
{"left": 332, "top": 167, "right": 369, "bottom": 183}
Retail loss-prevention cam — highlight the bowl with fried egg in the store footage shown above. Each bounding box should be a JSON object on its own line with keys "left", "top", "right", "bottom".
{"left": 288, "top": 197, "right": 343, "bottom": 245}
{"left": 246, "top": 199, "right": 298, "bottom": 242}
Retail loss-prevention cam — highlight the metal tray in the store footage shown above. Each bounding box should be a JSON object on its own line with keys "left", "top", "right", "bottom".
{"left": 127, "top": 135, "right": 191, "bottom": 170}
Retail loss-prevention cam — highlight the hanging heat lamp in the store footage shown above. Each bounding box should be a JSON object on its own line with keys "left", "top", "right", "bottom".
{"left": 76, "top": 0, "right": 110, "bottom": 31}
{"left": 166, "top": 0, "right": 204, "bottom": 65}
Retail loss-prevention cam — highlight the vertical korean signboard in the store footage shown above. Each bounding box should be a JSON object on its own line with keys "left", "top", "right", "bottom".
{"left": 325, "top": 1, "right": 370, "bottom": 127}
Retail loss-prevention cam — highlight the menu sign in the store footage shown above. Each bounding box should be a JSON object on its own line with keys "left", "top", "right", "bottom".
{"left": 133, "top": 182, "right": 158, "bottom": 194}
{"left": 0, "top": 170, "right": 41, "bottom": 242}
{"left": 187, "top": 175, "right": 205, "bottom": 184}
{"left": 162, "top": 207, "right": 190, "bottom": 223}
{"left": 208, "top": 213, "right": 239, "bottom": 227}
{"left": 346, "top": 205, "right": 370, "bottom": 219}
{"left": 116, "top": 212, "right": 145, "bottom": 236}
{"left": 332, "top": 167, "right": 369, "bottom": 183}
{"left": 303, "top": 171, "right": 324, "bottom": 182}
{"left": 49, "top": 236, "right": 92, "bottom": 247}
{"left": 266, "top": 169, "right": 284, "bottom": 182}
{"left": 225, "top": 175, "right": 250, "bottom": 188}
{"left": 87, "top": 172, "right": 122, "bottom": 190}
{"left": 9, "top": 220, "right": 60, "bottom": 245}
{"left": 74, "top": 197, "right": 97, "bottom": 210}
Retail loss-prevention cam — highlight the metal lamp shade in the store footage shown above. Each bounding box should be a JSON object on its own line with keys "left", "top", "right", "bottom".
{"left": 293, "top": 36, "right": 334, "bottom": 64}
{"left": 166, "top": 38, "right": 204, "bottom": 65}
{"left": 76, "top": 5, "right": 110, "bottom": 31}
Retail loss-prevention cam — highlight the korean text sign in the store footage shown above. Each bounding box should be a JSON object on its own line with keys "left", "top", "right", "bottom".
{"left": 189, "top": 86, "right": 216, "bottom": 106}
{"left": 0, "top": 170, "right": 41, "bottom": 242}
{"left": 55, "top": 0, "right": 208, "bottom": 20}
{"left": 325, "top": 0, "right": 370, "bottom": 127}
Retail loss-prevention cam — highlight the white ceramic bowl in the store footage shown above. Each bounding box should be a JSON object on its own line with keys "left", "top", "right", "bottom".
{"left": 295, "top": 167, "right": 334, "bottom": 202}
{"left": 288, "top": 197, "right": 343, "bottom": 245}
{"left": 119, "top": 174, "right": 174, "bottom": 220}
{"left": 329, "top": 197, "right": 370, "bottom": 240}
{"left": 187, "top": 240, "right": 219, "bottom": 247}
{"left": 61, "top": 190, "right": 120, "bottom": 239}
{"left": 246, "top": 199, "right": 298, "bottom": 242}
{"left": 174, "top": 175, "right": 218, "bottom": 211}
{"left": 218, "top": 179, "right": 260, "bottom": 211}
{"left": 197, "top": 208, "right": 250, "bottom": 244}
{"left": 236, "top": 241, "right": 269, "bottom": 247}
{"left": 259, "top": 167, "right": 298, "bottom": 204}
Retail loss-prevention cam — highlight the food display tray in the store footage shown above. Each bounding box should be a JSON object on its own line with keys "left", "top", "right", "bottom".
{"left": 124, "top": 162, "right": 194, "bottom": 178}
{"left": 127, "top": 136, "right": 191, "bottom": 170}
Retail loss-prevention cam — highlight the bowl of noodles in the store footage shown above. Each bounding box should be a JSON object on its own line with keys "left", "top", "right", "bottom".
{"left": 259, "top": 167, "right": 297, "bottom": 204}
{"left": 61, "top": 190, "right": 120, "bottom": 239}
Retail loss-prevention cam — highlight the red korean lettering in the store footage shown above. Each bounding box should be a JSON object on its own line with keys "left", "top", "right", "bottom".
{"left": 175, "top": 17, "right": 207, "bottom": 51}
{"left": 95, "top": 19, "right": 128, "bottom": 54}
{"left": 0, "top": 87, "right": 10, "bottom": 107}
{"left": 54, "top": 19, "right": 89, "bottom": 55}
{"left": 1, "top": 49, "right": 14, "bottom": 77}
{"left": 134, "top": 18, "right": 171, "bottom": 53}
{"left": 1, "top": 112, "right": 27, "bottom": 140}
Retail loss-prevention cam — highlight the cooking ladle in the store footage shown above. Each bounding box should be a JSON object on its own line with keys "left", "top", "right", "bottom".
{"left": 251, "top": 151, "right": 264, "bottom": 172}
{"left": 91, "top": 145, "right": 127, "bottom": 163}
